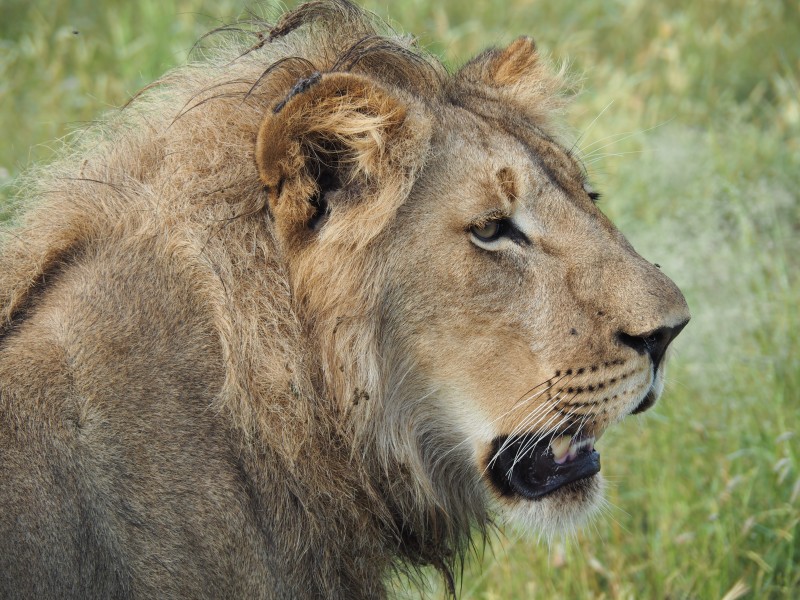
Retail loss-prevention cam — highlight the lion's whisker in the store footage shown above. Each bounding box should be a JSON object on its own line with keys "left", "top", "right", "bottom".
{"left": 445, "top": 371, "right": 579, "bottom": 467}
{"left": 580, "top": 119, "right": 675, "bottom": 163}
{"left": 497, "top": 372, "right": 578, "bottom": 441}
{"left": 490, "top": 376, "right": 567, "bottom": 441}
{"left": 506, "top": 409, "right": 575, "bottom": 477}
{"left": 569, "top": 99, "right": 615, "bottom": 156}
{"left": 510, "top": 384, "right": 583, "bottom": 453}
{"left": 511, "top": 395, "right": 580, "bottom": 464}
{"left": 435, "top": 376, "right": 562, "bottom": 466}
{"left": 484, "top": 400, "right": 556, "bottom": 473}
{"left": 490, "top": 381, "right": 582, "bottom": 469}
{"left": 507, "top": 386, "right": 594, "bottom": 468}
{"left": 500, "top": 392, "right": 575, "bottom": 470}
{"left": 491, "top": 388, "right": 568, "bottom": 463}
{"left": 583, "top": 149, "right": 647, "bottom": 166}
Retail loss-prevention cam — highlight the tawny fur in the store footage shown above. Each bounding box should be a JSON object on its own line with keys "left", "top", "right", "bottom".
{"left": 0, "top": 1, "right": 689, "bottom": 598}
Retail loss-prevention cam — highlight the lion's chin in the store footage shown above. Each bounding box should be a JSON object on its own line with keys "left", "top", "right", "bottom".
{"left": 493, "top": 474, "right": 604, "bottom": 538}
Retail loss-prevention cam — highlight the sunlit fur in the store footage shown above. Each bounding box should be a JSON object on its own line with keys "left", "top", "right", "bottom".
{"left": 0, "top": 1, "right": 688, "bottom": 598}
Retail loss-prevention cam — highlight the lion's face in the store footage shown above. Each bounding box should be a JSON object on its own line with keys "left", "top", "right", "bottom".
{"left": 255, "top": 38, "right": 689, "bottom": 536}
{"left": 385, "top": 108, "right": 689, "bottom": 531}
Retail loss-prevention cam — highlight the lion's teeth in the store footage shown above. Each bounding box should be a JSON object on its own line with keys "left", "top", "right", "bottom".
{"left": 551, "top": 435, "right": 596, "bottom": 464}
{"left": 550, "top": 436, "right": 571, "bottom": 463}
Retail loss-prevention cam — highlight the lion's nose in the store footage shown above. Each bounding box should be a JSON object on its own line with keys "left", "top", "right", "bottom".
{"left": 616, "top": 319, "right": 689, "bottom": 370}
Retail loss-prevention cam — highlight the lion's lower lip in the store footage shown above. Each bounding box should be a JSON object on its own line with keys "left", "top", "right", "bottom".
{"left": 487, "top": 434, "right": 601, "bottom": 500}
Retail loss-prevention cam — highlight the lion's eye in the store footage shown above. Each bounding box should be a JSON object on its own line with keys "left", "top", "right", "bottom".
{"left": 468, "top": 218, "right": 530, "bottom": 248}
{"left": 470, "top": 220, "right": 502, "bottom": 242}
{"left": 583, "top": 182, "right": 601, "bottom": 203}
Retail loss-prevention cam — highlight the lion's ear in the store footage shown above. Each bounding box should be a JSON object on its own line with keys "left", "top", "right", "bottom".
{"left": 453, "top": 36, "right": 568, "bottom": 124}
{"left": 256, "top": 72, "right": 429, "bottom": 248}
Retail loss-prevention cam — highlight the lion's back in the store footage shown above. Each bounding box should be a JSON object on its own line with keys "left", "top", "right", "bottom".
{"left": 0, "top": 232, "right": 280, "bottom": 598}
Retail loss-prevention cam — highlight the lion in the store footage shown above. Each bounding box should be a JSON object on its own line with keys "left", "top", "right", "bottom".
{"left": 0, "top": 1, "right": 689, "bottom": 598}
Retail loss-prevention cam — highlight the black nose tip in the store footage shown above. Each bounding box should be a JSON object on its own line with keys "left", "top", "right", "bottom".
{"left": 617, "top": 320, "right": 688, "bottom": 370}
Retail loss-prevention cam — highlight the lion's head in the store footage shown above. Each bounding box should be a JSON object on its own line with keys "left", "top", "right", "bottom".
{"left": 0, "top": 1, "right": 689, "bottom": 595}
{"left": 253, "top": 21, "right": 689, "bottom": 539}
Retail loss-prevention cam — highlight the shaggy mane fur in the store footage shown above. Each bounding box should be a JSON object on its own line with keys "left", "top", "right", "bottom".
{"left": 1, "top": 1, "right": 570, "bottom": 596}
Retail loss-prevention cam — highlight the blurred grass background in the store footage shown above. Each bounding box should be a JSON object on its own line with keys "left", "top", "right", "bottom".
{"left": 1, "top": 0, "right": 798, "bottom": 598}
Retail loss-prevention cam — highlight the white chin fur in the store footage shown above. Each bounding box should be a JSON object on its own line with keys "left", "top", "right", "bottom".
{"left": 492, "top": 474, "right": 605, "bottom": 541}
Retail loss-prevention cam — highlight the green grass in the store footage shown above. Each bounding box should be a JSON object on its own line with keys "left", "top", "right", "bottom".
{"left": 2, "top": 0, "right": 798, "bottom": 598}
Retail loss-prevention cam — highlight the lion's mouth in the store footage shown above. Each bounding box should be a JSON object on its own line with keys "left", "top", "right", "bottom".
{"left": 487, "top": 432, "right": 600, "bottom": 500}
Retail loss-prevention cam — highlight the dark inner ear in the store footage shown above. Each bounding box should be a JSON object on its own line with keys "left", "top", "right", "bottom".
{"left": 307, "top": 164, "right": 336, "bottom": 231}
{"left": 306, "top": 145, "right": 343, "bottom": 231}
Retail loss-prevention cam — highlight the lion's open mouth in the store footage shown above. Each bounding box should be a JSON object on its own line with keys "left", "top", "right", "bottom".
{"left": 487, "top": 432, "right": 600, "bottom": 500}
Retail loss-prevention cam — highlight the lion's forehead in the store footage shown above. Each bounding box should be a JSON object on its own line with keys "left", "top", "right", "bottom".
{"left": 417, "top": 115, "right": 599, "bottom": 232}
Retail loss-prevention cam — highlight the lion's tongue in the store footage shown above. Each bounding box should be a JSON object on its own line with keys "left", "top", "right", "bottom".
{"left": 488, "top": 434, "right": 600, "bottom": 500}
